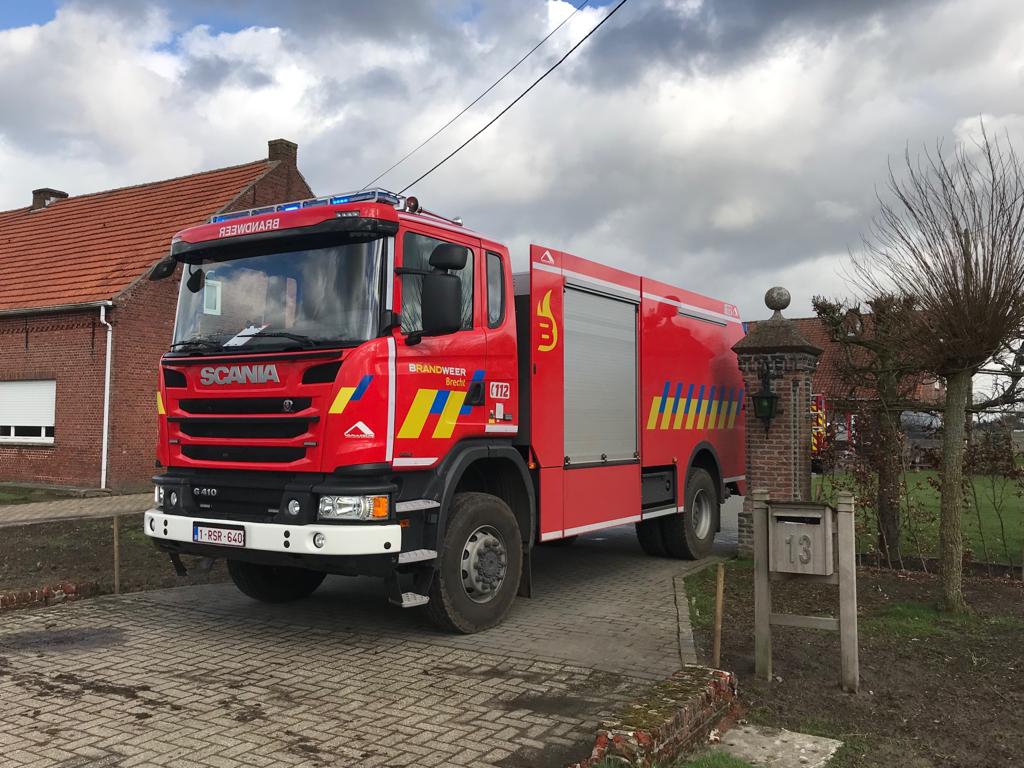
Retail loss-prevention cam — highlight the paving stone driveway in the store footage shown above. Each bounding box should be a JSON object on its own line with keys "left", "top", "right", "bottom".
{"left": 0, "top": 499, "right": 740, "bottom": 768}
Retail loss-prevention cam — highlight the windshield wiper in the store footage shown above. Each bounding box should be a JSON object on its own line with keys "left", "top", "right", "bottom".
{"left": 169, "top": 338, "right": 224, "bottom": 352}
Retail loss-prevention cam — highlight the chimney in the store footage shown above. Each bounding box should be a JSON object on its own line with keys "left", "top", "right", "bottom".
{"left": 268, "top": 138, "right": 298, "bottom": 166}
{"left": 31, "top": 188, "right": 68, "bottom": 210}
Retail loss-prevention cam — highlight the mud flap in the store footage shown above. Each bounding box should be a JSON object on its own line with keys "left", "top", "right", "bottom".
{"left": 517, "top": 549, "right": 533, "bottom": 598}
{"left": 168, "top": 552, "right": 188, "bottom": 577}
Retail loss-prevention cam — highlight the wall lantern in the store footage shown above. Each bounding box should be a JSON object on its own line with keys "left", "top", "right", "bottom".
{"left": 751, "top": 360, "right": 778, "bottom": 434}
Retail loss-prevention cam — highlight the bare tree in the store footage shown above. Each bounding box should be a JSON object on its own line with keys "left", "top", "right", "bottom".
{"left": 854, "top": 123, "right": 1024, "bottom": 612}
{"left": 813, "top": 294, "right": 934, "bottom": 565}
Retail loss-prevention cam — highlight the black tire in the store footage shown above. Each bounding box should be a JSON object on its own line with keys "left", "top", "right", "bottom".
{"left": 426, "top": 492, "right": 523, "bottom": 634}
{"left": 227, "top": 560, "right": 326, "bottom": 603}
{"left": 635, "top": 519, "right": 669, "bottom": 557}
{"left": 661, "top": 468, "right": 719, "bottom": 559}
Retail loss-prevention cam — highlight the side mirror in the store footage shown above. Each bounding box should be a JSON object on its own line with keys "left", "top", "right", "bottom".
{"left": 186, "top": 266, "right": 205, "bottom": 293}
{"left": 429, "top": 243, "right": 468, "bottom": 271}
{"left": 149, "top": 257, "right": 178, "bottom": 281}
{"left": 421, "top": 272, "right": 462, "bottom": 337}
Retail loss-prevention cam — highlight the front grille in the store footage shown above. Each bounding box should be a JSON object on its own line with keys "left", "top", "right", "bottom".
{"left": 189, "top": 485, "right": 283, "bottom": 523}
{"left": 175, "top": 417, "right": 315, "bottom": 439}
{"left": 179, "top": 398, "right": 312, "bottom": 415}
{"left": 182, "top": 445, "right": 306, "bottom": 463}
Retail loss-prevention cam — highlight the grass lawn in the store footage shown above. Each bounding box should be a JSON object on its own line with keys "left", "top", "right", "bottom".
{"left": 685, "top": 559, "right": 1024, "bottom": 768}
{"left": 0, "top": 485, "right": 79, "bottom": 506}
{"left": 0, "top": 513, "right": 229, "bottom": 595}
{"left": 813, "top": 469, "right": 1023, "bottom": 568}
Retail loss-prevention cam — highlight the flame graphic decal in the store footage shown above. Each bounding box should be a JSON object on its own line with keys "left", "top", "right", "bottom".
{"left": 536, "top": 289, "right": 559, "bottom": 352}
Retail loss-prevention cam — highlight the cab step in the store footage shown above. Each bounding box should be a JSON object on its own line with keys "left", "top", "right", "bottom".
{"left": 391, "top": 591, "right": 430, "bottom": 608}
{"left": 398, "top": 548, "right": 437, "bottom": 565}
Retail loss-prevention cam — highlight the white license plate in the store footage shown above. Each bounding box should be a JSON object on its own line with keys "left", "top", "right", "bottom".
{"left": 193, "top": 523, "right": 245, "bottom": 548}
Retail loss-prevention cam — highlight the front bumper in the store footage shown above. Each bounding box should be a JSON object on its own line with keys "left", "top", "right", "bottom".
{"left": 143, "top": 509, "right": 401, "bottom": 557}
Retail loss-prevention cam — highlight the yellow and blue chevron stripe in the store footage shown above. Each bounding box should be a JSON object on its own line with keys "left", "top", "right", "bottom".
{"left": 645, "top": 381, "right": 743, "bottom": 431}
{"left": 398, "top": 370, "right": 484, "bottom": 439}
{"left": 329, "top": 374, "right": 373, "bottom": 415}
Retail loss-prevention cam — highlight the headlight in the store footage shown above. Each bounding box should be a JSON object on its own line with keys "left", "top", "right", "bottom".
{"left": 318, "top": 495, "right": 389, "bottom": 521}
{"left": 154, "top": 486, "right": 165, "bottom": 509}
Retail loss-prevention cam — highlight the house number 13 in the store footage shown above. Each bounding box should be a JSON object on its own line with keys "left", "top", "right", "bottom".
{"left": 785, "top": 533, "right": 813, "bottom": 565}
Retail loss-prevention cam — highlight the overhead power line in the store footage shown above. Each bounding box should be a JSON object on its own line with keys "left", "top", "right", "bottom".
{"left": 399, "top": 0, "right": 629, "bottom": 195}
{"left": 362, "top": 0, "right": 589, "bottom": 190}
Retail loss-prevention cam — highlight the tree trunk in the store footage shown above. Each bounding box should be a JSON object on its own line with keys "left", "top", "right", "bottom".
{"left": 939, "top": 369, "right": 971, "bottom": 613}
{"left": 875, "top": 410, "right": 902, "bottom": 566}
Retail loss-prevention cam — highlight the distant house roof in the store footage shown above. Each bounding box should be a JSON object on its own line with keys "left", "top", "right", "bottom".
{"left": 750, "top": 316, "right": 945, "bottom": 408}
{"left": 0, "top": 159, "right": 278, "bottom": 313}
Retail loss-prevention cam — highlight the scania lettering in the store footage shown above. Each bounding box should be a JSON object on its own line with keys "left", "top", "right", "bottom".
{"left": 199, "top": 364, "right": 281, "bottom": 385}
{"left": 147, "top": 188, "right": 746, "bottom": 633}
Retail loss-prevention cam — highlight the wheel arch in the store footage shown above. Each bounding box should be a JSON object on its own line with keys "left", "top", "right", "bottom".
{"left": 435, "top": 442, "right": 536, "bottom": 550}
{"left": 685, "top": 441, "right": 724, "bottom": 504}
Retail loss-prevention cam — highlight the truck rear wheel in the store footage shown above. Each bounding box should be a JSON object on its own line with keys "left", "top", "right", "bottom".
{"left": 661, "top": 468, "right": 718, "bottom": 560}
{"left": 426, "top": 492, "right": 523, "bottom": 634}
{"left": 635, "top": 519, "right": 669, "bottom": 557}
{"left": 227, "top": 560, "right": 326, "bottom": 603}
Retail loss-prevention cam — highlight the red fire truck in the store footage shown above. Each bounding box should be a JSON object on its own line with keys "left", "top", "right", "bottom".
{"left": 146, "top": 189, "right": 746, "bottom": 633}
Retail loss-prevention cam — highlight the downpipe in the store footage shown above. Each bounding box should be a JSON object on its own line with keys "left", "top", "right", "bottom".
{"left": 99, "top": 303, "right": 113, "bottom": 490}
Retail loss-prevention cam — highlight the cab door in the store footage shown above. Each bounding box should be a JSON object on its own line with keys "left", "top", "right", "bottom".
{"left": 482, "top": 247, "right": 518, "bottom": 436}
{"left": 392, "top": 226, "right": 487, "bottom": 469}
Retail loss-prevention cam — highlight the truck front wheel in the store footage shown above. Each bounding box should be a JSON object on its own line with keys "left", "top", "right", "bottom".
{"left": 426, "top": 492, "right": 523, "bottom": 634}
{"left": 227, "top": 560, "right": 326, "bottom": 603}
{"left": 661, "top": 468, "right": 718, "bottom": 559}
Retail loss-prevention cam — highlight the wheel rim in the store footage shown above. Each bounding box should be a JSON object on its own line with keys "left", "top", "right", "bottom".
{"left": 692, "top": 489, "right": 712, "bottom": 540}
{"left": 460, "top": 525, "right": 508, "bottom": 604}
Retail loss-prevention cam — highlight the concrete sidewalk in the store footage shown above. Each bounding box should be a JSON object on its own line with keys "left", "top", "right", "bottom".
{"left": 0, "top": 493, "right": 151, "bottom": 528}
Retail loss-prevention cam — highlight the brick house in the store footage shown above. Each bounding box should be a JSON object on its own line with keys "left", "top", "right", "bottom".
{"left": 0, "top": 140, "right": 313, "bottom": 491}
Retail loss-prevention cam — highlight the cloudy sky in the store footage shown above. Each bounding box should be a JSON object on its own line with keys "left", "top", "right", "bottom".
{"left": 1, "top": 0, "right": 1023, "bottom": 319}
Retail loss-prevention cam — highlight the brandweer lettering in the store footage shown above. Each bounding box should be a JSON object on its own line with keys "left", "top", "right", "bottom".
{"left": 408, "top": 363, "right": 467, "bottom": 377}
{"left": 218, "top": 218, "right": 281, "bottom": 238}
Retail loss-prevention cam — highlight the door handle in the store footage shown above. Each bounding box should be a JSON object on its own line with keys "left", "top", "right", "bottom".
{"left": 466, "top": 380, "right": 485, "bottom": 406}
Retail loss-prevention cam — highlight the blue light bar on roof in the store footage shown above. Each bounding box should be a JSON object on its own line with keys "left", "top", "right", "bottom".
{"left": 208, "top": 188, "right": 401, "bottom": 223}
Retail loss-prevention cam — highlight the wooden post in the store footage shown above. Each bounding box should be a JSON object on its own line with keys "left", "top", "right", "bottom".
{"left": 752, "top": 489, "right": 772, "bottom": 681}
{"left": 113, "top": 514, "right": 121, "bottom": 595}
{"left": 712, "top": 562, "right": 725, "bottom": 668}
{"left": 836, "top": 492, "right": 859, "bottom": 693}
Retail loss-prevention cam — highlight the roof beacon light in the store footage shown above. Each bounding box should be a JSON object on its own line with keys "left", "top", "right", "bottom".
{"left": 209, "top": 188, "right": 401, "bottom": 223}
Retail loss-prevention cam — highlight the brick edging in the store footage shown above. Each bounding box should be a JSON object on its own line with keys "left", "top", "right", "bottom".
{"left": 0, "top": 581, "right": 99, "bottom": 612}
{"left": 568, "top": 666, "right": 739, "bottom": 767}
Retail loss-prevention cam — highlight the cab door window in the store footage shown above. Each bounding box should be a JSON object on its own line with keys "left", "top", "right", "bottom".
{"left": 486, "top": 251, "right": 505, "bottom": 328}
{"left": 401, "top": 232, "right": 474, "bottom": 334}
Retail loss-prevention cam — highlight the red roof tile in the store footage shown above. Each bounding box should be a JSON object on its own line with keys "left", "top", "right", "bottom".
{"left": 0, "top": 160, "right": 275, "bottom": 312}
{"left": 750, "top": 316, "right": 945, "bottom": 407}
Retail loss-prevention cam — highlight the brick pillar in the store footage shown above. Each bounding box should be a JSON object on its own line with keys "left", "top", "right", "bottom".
{"left": 732, "top": 287, "right": 821, "bottom": 556}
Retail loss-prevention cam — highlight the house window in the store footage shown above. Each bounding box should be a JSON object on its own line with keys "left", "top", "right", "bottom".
{"left": 400, "top": 232, "right": 474, "bottom": 334}
{"left": 203, "top": 279, "right": 222, "bottom": 315}
{"left": 0, "top": 380, "right": 56, "bottom": 444}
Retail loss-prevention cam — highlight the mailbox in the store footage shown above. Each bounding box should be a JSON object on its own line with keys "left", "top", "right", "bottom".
{"left": 768, "top": 502, "right": 834, "bottom": 576}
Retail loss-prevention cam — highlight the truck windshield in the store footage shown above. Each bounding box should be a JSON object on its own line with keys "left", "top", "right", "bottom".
{"left": 171, "top": 239, "right": 384, "bottom": 353}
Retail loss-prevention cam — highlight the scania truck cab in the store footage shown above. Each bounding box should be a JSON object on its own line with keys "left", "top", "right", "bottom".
{"left": 147, "top": 189, "right": 746, "bottom": 633}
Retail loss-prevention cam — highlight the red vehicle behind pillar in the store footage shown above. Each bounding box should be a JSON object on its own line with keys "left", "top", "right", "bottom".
{"left": 146, "top": 190, "right": 746, "bottom": 633}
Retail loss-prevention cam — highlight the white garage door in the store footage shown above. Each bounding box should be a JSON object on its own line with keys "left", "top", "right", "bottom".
{"left": 0, "top": 380, "right": 56, "bottom": 443}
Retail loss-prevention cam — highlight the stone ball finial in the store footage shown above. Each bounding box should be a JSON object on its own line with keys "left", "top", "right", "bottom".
{"left": 765, "top": 287, "right": 791, "bottom": 319}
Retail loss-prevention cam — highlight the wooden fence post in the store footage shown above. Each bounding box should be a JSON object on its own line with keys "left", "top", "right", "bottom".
{"left": 837, "top": 492, "right": 859, "bottom": 692}
{"left": 712, "top": 562, "right": 725, "bottom": 668}
{"left": 113, "top": 514, "right": 121, "bottom": 595}
{"left": 752, "top": 489, "right": 772, "bottom": 681}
